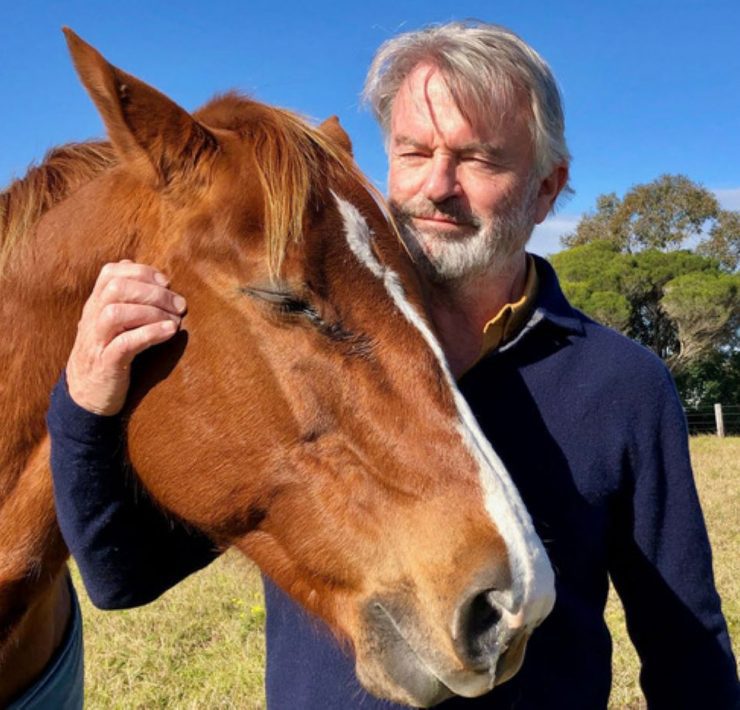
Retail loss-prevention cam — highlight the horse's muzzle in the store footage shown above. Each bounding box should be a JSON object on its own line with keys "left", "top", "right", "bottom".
{"left": 357, "top": 588, "right": 532, "bottom": 707}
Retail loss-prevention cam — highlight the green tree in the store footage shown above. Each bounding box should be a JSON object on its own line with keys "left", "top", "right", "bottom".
{"left": 562, "top": 174, "right": 729, "bottom": 258}
{"left": 697, "top": 209, "right": 740, "bottom": 271}
{"left": 662, "top": 271, "right": 739, "bottom": 365}
{"left": 548, "top": 242, "right": 630, "bottom": 331}
{"left": 550, "top": 175, "right": 740, "bottom": 407}
{"left": 673, "top": 350, "right": 740, "bottom": 410}
{"left": 618, "top": 250, "right": 717, "bottom": 361}
{"left": 550, "top": 243, "right": 726, "bottom": 363}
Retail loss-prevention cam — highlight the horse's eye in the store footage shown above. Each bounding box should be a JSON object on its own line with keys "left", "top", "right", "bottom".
{"left": 275, "top": 296, "right": 321, "bottom": 323}
{"left": 240, "top": 285, "right": 368, "bottom": 355}
{"left": 240, "top": 286, "right": 321, "bottom": 324}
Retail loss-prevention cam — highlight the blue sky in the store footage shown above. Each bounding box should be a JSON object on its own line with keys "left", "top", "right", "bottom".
{"left": 2, "top": 0, "right": 738, "bottom": 255}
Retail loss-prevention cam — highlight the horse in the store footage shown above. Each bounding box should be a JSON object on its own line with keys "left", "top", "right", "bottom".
{"left": 0, "top": 29, "right": 555, "bottom": 707}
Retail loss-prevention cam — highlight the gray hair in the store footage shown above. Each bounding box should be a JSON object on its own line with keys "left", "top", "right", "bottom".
{"left": 363, "top": 21, "right": 571, "bottom": 185}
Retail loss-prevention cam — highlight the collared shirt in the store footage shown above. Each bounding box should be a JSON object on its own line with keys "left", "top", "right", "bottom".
{"left": 480, "top": 254, "right": 539, "bottom": 356}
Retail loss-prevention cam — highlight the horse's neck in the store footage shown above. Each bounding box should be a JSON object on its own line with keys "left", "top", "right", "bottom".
{"left": 0, "top": 175, "right": 153, "bottom": 485}
{"left": 0, "top": 170, "right": 146, "bottom": 705}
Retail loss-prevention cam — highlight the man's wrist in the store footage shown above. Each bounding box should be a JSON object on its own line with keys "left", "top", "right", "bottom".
{"left": 47, "top": 371, "right": 125, "bottom": 446}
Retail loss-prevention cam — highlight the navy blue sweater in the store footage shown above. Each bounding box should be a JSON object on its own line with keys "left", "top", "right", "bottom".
{"left": 48, "top": 257, "right": 738, "bottom": 709}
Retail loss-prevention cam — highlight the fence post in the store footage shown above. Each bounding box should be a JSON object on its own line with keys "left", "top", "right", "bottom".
{"left": 714, "top": 403, "right": 725, "bottom": 438}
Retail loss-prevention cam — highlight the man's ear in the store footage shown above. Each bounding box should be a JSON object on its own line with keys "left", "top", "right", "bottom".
{"left": 534, "top": 164, "right": 569, "bottom": 224}
{"left": 318, "top": 116, "right": 353, "bottom": 157}
{"left": 63, "top": 27, "right": 217, "bottom": 186}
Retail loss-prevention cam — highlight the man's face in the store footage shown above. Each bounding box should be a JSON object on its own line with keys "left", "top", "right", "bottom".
{"left": 387, "top": 63, "right": 547, "bottom": 283}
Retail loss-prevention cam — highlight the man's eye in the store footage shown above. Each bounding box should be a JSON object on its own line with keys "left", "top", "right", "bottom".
{"left": 463, "top": 155, "right": 494, "bottom": 166}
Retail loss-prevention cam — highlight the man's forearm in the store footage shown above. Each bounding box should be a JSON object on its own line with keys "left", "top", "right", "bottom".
{"left": 48, "top": 372, "right": 218, "bottom": 609}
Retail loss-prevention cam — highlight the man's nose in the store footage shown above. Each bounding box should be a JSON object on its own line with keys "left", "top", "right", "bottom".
{"left": 422, "top": 155, "right": 461, "bottom": 204}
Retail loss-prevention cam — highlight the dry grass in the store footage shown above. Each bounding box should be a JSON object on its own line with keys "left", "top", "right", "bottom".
{"left": 72, "top": 436, "right": 738, "bottom": 708}
{"left": 72, "top": 555, "right": 266, "bottom": 708}
{"left": 606, "top": 435, "right": 740, "bottom": 708}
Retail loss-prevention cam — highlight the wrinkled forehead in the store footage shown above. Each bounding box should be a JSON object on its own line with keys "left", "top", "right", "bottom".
{"left": 391, "top": 62, "right": 532, "bottom": 143}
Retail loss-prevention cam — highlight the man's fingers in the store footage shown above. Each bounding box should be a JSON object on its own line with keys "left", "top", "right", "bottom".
{"left": 96, "top": 275, "right": 186, "bottom": 317}
{"left": 92, "top": 260, "right": 170, "bottom": 297}
{"left": 66, "top": 260, "right": 185, "bottom": 416}
{"left": 81, "top": 261, "right": 182, "bottom": 327}
{"left": 105, "top": 320, "right": 179, "bottom": 368}
{"left": 96, "top": 303, "right": 182, "bottom": 345}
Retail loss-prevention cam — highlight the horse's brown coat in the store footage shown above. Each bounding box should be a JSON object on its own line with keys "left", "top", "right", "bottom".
{"left": 0, "top": 31, "right": 529, "bottom": 707}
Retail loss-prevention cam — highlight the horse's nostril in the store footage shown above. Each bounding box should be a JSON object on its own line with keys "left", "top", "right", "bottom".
{"left": 469, "top": 590, "right": 503, "bottom": 637}
{"left": 455, "top": 589, "right": 505, "bottom": 666}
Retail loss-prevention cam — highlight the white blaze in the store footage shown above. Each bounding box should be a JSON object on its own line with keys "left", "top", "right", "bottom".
{"left": 334, "top": 193, "right": 555, "bottom": 629}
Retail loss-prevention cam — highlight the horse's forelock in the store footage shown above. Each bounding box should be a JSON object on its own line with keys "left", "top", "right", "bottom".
{"left": 195, "top": 92, "right": 382, "bottom": 278}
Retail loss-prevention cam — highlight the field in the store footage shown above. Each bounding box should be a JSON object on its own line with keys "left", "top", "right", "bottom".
{"left": 72, "top": 436, "right": 739, "bottom": 709}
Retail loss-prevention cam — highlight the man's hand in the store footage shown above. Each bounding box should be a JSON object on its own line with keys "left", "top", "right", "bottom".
{"left": 66, "top": 260, "right": 187, "bottom": 416}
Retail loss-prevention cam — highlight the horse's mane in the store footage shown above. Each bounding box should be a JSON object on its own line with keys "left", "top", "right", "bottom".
{"left": 0, "top": 92, "right": 382, "bottom": 278}
{"left": 0, "top": 142, "right": 116, "bottom": 275}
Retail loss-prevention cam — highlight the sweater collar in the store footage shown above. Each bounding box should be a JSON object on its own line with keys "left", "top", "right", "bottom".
{"left": 528, "top": 254, "right": 585, "bottom": 336}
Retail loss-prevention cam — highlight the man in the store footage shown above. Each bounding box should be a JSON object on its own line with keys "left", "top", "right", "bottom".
{"left": 49, "top": 22, "right": 738, "bottom": 708}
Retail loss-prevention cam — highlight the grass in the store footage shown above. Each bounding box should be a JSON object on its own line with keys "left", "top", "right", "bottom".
{"left": 72, "top": 556, "right": 266, "bottom": 708}
{"left": 72, "top": 435, "right": 738, "bottom": 708}
{"left": 605, "top": 435, "right": 740, "bottom": 708}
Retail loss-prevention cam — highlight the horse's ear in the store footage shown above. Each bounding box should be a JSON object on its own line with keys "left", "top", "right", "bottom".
{"left": 62, "top": 28, "right": 217, "bottom": 186}
{"left": 318, "top": 116, "right": 353, "bottom": 157}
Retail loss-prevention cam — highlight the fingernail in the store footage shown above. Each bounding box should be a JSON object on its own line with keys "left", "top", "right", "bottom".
{"left": 154, "top": 272, "right": 169, "bottom": 286}
{"left": 162, "top": 320, "right": 177, "bottom": 333}
{"left": 173, "top": 295, "right": 187, "bottom": 312}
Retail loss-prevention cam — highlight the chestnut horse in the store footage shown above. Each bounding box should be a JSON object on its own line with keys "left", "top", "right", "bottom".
{"left": 0, "top": 30, "right": 554, "bottom": 707}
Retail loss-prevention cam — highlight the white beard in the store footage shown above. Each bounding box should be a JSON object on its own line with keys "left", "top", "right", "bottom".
{"left": 391, "top": 181, "right": 538, "bottom": 285}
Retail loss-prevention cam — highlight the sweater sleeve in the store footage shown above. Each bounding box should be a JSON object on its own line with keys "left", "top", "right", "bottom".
{"left": 609, "top": 367, "right": 739, "bottom": 709}
{"left": 47, "top": 372, "right": 220, "bottom": 610}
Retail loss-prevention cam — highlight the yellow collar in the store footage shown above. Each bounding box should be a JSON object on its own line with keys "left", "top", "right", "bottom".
{"left": 480, "top": 255, "right": 539, "bottom": 357}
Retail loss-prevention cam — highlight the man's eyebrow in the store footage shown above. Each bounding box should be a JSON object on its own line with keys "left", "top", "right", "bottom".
{"left": 392, "top": 135, "right": 506, "bottom": 160}
{"left": 457, "top": 142, "right": 507, "bottom": 160}
{"left": 392, "top": 135, "right": 427, "bottom": 149}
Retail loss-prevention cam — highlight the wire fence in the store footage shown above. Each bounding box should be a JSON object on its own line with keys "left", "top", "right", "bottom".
{"left": 684, "top": 404, "right": 740, "bottom": 436}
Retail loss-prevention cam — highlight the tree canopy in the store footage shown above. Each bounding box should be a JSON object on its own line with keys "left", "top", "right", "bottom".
{"left": 698, "top": 209, "right": 740, "bottom": 272}
{"left": 562, "top": 174, "right": 739, "bottom": 269}
{"left": 551, "top": 175, "right": 739, "bottom": 409}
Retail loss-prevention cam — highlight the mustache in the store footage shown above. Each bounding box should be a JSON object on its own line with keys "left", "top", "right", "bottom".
{"left": 390, "top": 197, "right": 481, "bottom": 228}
